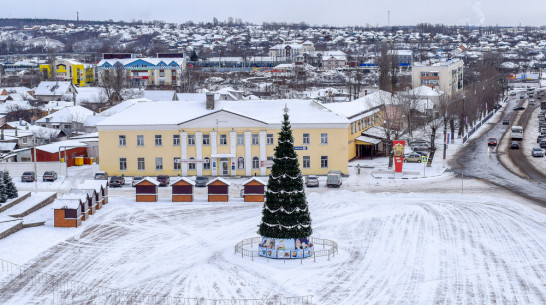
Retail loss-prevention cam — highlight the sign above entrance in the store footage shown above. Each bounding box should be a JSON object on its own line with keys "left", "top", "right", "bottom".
{"left": 175, "top": 159, "right": 209, "bottom": 163}
{"left": 294, "top": 146, "right": 308, "bottom": 150}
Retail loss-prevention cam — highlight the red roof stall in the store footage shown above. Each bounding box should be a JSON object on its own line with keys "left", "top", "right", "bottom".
{"left": 242, "top": 178, "right": 266, "bottom": 202}
{"left": 171, "top": 177, "right": 195, "bottom": 202}
{"left": 52, "top": 199, "right": 83, "bottom": 228}
{"left": 135, "top": 177, "right": 159, "bottom": 202}
{"left": 207, "top": 177, "right": 231, "bottom": 202}
{"left": 58, "top": 193, "right": 90, "bottom": 221}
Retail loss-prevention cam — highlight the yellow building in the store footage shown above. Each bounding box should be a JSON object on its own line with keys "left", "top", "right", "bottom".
{"left": 96, "top": 98, "right": 351, "bottom": 177}
{"left": 321, "top": 91, "right": 388, "bottom": 160}
{"left": 39, "top": 59, "right": 94, "bottom": 87}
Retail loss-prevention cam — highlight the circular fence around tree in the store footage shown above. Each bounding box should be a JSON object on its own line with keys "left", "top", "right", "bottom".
{"left": 234, "top": 237, "right": 338, "bottom": 262}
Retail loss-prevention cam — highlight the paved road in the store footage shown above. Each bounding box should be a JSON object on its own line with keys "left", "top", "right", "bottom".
{"left": 451, "top": 96, "right": 546, "bottom": 207}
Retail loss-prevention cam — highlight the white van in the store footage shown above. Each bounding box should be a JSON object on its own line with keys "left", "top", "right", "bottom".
{"left": 326, "top": 170, "right": 342, "bottom": 187}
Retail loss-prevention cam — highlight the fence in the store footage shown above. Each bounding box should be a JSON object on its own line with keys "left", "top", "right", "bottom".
{"left": 462, "top": 109, "right": 497, "bottom": 144}
{"left": 234, "top": 237, "right": 338, "bottom": 262}
{"left": 0, "top": 259, "right": 313, "bottom": 305}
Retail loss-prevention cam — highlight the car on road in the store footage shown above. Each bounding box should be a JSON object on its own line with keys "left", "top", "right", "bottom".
{"left": 509, "top": 91, "right": 516, "bottom": 96}
{"left": 513, "top": 106, "right": 525, "bottom": 111}
{"left": 109, "top": 176, "right": 125, "bottom": 187}
{"left": 305, "top": 175, "right": 320, "bottom": 187}
{"left": 42, "top": 171, "right": 57, "bottom": 182}
{"left": 532, "top": 147, "right": 544, "bottom": 157}
{"left": 132, "top": 176, "right": 143, "bottom": 187}
{"left": 502, "top": 119, "right": 510, "bottom": 125}
{"left": 195, "top": 176, "right": 209, "bottom": 187}
{"left": 487, "top": 138, "right": 497, "bottom": 146}
{"left": 540, "top": 139, "right": 546, "bottom": 149}
{"left": 529, "top": 100, "right": 535, "bottom": 105}
{"left": 510, "top": 141, "right": 520, "bottom": 149}
{"left": 21, "top": 171, "right": 35, "bottom": 182}
{"left": 520, "top": 94, "right": 525, "bottom": 99}
{"left": 156, "top": 175, "right": 170, "bottom": 186}
{"left": 404, "top": 152, "right": 422, "bottom": 163}
{"left": 94, "top": 171, "right": 108, "bottom": 180}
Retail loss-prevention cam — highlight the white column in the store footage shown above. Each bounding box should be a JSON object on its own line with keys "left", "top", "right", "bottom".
{"left": 181, "top": 132, "right": 188, "bottom": 176}
{"left": 210, "top": 131, "right": 217, "bottom": 176}
{"left": 196, "top": 132, "right": 203, "bottom": 176}
{"left": 229, "top": 131, "right": 236, "bottom": 176}
{"left": 154, "top": 69, "right": 159, "bottom": 86}
{"left": 259, "top": 131, "right": 266, "bottom": 176}
{"left": 244, "top": 132, "right": 251, "bottom": 176}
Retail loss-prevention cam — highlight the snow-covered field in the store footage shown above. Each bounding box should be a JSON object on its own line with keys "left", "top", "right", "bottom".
{"left": 1, "top": 180, "right": 545, "bottom": 304}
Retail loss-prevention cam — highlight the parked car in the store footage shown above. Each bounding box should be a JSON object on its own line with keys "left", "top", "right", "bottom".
{"left": 404, "top": 152, "right": 422, "bottom": 163}
{"left": 493, "top": 104, "right": 502, "bottom": 110}
{"left": 540, "top": 139, "right": 546, "bottom": 149}
{"left": 42, "top": 171, "right": 57, "bottom": 182}
{"left": 94, "top": 171, "right": 108, "bottom": 180}
{"left": 411, "top": 142, "right": 431, "bottom": 151}
{"left": 532, "top": 147, "right": 544, "bottom": 157}
{"left": 132, "top": 176, "right": 143, "bottom": 187}
{"left": 195, "top": 176, "right": 209, "bottom": 187}
{"left": 538, "top": 135, "right": 545, "bottom": 143}
{"left": 156, "top": 175, "right": 170, "bottom": 186}
{"left": 326, "top": 171, "right": 342, "bottom": 187}
{"left": 510, "top": 141, "right": 520, "bottom": 149}
{"left": 509, "top": 91, "right": 516, "bottom": 96}
{"left": 520, "top": 94, "right": 525, "bottom": 99}
{"left": 502, "top": 119, "right": 510, "bottom": 125}
{"left": 487, "top": 138, "right": 497, "bottom": 146}
{"left": 413, "top": 151, "right": 428, "bottom": 157}
{"left": 513, "top": 106, "right": 525, "bottom": 111}
{"left": 305, "top": 175, "right": 320, "bottom": 187}
{"left": 109, "top": 176, "right": 125, "bottom": 187}
{"left": 21, "top": 171, "right": 35, "bottom": 182}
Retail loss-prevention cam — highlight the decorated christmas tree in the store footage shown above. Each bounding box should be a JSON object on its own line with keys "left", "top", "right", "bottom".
{"left": 3, "top": 171, "right": 18, "bottom": 199}
{"left": 258, "top": 108, "right": 312, "bottom": 239}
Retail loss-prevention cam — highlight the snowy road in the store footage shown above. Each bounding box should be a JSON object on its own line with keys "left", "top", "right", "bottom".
{"left": 1, "top": 188, "right": 545, "bottom": 304}
{"left": 452, "top": 96, "right": 546, "bottom": 206}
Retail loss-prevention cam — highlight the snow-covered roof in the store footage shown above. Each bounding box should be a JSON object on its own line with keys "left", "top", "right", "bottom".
{"left": 36, "top": 139, "right": 88, "bottom": 154}
{"left": 206, "top": 177, "right": 231, "bottom": 186}
{"left": 135, "top": 177, "right": 160, "bottom": 186}
{"left": 36, "top": 106, "right": 94, "bottom": 124}
{"left": 59, "top": 192, "right": 87, "bottom": 202}
{"left": 77, "top": 180, "right": 107, "bottom": 191}
{"left": 355, "top": 135, "right": 381, "bottom": 145}
{"left": 35, "top": 81, "right": 76, "bottom": 97}
{"left": 408, "top": 86, "right": 444, "bottom": 97}
{"left": 97, "top": 99, "right": 348, "bottom": 128}
{"left": 0, "top": 143, "right": 17, "bottom": 151}
{"left": 143, "top": 90, "right": 177, "bottom": 101}
{"left": 171, "top": 177, "right": 196, "bottom": 186}
{"left": 242, "top": 177, "right": 266, "bottom": 186}
{"left": 51, "top": 199, "right": 81, "bottom": 210}
{"left": 320, "top": 90, "right": 388, "bottom": 119}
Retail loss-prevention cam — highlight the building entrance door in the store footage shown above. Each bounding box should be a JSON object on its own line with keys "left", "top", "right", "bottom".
{"left": 220, "top": 158, "right": 229, "bottom": 175}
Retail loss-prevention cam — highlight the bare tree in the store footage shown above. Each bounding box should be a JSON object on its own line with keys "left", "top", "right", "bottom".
{"left": 100, "top": 64, "right": 127, "bottom": 107}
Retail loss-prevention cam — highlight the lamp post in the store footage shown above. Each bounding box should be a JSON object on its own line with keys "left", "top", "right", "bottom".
{"left": 33, "top": 134, "right": 37, "bottom": 193}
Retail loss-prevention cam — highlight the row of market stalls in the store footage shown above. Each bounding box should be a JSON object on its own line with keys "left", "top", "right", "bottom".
{"left": 135, "top": 177, "right": 266, "bottom": 203}
{"left": 51, "top": 180, "right": 108, "bottom": 227}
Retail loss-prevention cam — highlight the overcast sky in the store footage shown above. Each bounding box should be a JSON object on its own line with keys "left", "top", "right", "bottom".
{"left": 3, "top": 0, "right": 545, "bottom": 27}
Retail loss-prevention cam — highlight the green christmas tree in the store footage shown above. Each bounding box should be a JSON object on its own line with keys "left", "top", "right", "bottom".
{"left": 3, "top": 171, "right": 18, "bottom": 199}
{"left": 258, "top": 108, "right": 312, "bottom": 239}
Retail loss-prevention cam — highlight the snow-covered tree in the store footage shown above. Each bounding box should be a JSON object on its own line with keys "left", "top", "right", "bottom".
{"left": 3, "top": 171, "right": 18, "bottom": 199}
{"left": 258, "top": 109, "right": 312, "bottom": 239}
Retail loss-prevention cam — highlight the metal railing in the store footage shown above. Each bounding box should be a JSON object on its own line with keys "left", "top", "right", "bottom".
{"left": 234, "top": 237, "right": 338, "bottom": 262}
{"left": 0, "top": 259, "right": 313, "bottom": 305}
{"left": 463, "top": 109, "right": 497, "bottom": 144}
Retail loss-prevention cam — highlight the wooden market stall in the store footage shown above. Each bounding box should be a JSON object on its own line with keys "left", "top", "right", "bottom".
{"left": 207, "top": 177, "right": 231, "bottom": 202}
{"left": 135, "top": 177, "right": 160, "bottom": 202}
{"left": 171, "top": 177, "right": 195, "bottom": 202}
{"left": 242, "top": 177, "right": 266, "bottom": 202}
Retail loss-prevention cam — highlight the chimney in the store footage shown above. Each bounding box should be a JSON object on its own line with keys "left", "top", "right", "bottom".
{"left": 206, "top": 92, "right": 215, "bottom": 110}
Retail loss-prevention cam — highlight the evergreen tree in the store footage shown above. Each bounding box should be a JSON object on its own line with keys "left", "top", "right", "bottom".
{"left": 0, "top": 173, "right": 6, "bottom": 204}
{"left": 3, "top": 171, "right": 18, "bottom": 199}
{"left": 190, "top": 50, "right": 198, "bottom": 62}
{"left": 258, "top": 109, "right": 312, "bottom": 239}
